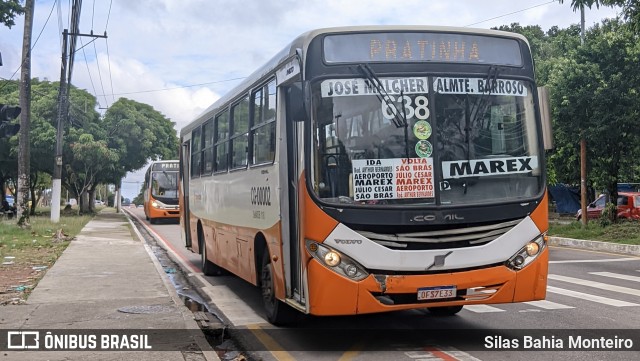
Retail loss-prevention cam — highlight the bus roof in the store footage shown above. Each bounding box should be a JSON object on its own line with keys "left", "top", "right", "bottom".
{"left": 180, "top": 25, "right": 529, "bottom": 137}
{"left": 148, "top": 160, "right": 179, "bottom": 164}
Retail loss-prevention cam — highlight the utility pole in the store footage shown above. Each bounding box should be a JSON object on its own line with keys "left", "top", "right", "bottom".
{"left": 50, "top": 29, "right": 69, "bottom": 223}
{"left": 50, "top": 20, "right": 107, "bottom": 222}
{"left": 16, "top": 0, "right": 34, "bottom": 227}
{"left": 579, "top": 5, "right": 588, "bottom": 227}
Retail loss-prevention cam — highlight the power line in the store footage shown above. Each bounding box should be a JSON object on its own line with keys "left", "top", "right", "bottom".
{"left": 104, "top": 0, "right": 113, "bottom": 31}
{"left": 101, "top": 0, "right": 114, "bottom": 106}
{"left": 0, "top": 0, "right": 58, "bottom": 90}
{"left": 93, "top": 41, "right": 109, "bottom": 108}
{"left": 95, "top": 76, "right": 247, "bottom": 97}
{"left": 466, "top": 0, "right": 558, "bottom": 27}
{"left": 105, "top": 39, "right": 115, "bottom": 104}
{"left": 79, "top": 37, "right": 99, "bottom": 106}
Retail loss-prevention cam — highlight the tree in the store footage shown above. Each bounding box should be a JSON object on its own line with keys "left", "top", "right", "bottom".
{"left": 603, "top": 0, "right": 640, "bottom": 32}
{"left": 558, "top": 0, "right": 640, "bottom": 33}
{"left": 65, "top": 132, "right": 119, "bottom": 213}
{"left": 0, "top": 80, "right": 20, "bottom": 209}
{"left": 132, "top": 183, "right": 145, "bottom": 206}
{"left": 558, "top": 0, "right": 604, "bottom": 10}
{"left": 548, "top": 19, "right": 640, "bottom": 221}
{"left": 0, "top": 0, "right": 24, "bottom": 28}
{"left": 102, "top": 98, "right": 179, "bottom": 181}
{"left": 2, "top": 77, "right": 180, "bottom": 214}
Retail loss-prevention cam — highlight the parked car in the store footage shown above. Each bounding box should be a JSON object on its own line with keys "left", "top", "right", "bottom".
{"left": 576, "top": 192, "right": 640, "bottom": 220}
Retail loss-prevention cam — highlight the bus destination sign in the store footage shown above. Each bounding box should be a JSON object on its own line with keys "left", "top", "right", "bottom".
{"left": 152, "top": 162, "right": 179, "bottom": 171}
{"left": 324, "top": 32, "right": 523, "bottom": 66}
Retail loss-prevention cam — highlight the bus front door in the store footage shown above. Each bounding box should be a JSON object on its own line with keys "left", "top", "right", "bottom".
{"left": 180, "top": 141, "right": 192, "bottom": 248}
{"left": 281, "top": 83, "right": 306, "bottom": 307}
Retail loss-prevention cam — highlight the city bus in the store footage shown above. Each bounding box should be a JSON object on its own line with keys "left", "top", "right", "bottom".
{"left": 143, "top": 160, "right": 180, "bottom": 224}
{"left": 179, "top": 26, "right": 552, "bottom": 325}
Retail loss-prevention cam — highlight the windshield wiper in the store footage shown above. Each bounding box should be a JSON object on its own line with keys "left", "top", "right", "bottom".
{"left": 161, "top": 170, "right": 177, "bottom": 187}
{"left": 467, "top": 65, "right": 499, "bottom": 138}
{"left": 400, "top": 90, "right": 411, "bottom": 159}
{"left": 356, "top": 64, "right": 408, "bottom": 128}
{"left": 462, "top": 65, "right": 500, "bottom": 195}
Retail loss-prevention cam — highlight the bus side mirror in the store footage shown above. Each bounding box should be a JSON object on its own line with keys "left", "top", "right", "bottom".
{"left": 537, "top": 86, "right": 553, "bottom": 150}
{"left": 286, "top": 82, "right": 308, "bottom": 122}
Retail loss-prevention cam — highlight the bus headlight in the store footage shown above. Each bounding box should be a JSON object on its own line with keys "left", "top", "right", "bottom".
{"left": 525, "top": 242, "right": 540, "bottom": 256}
{"left": 507, "top": 235, "right": 546, "bottom": 270}
{"left": 306, "top": 240, "right": 369, "bottom": 281}
{"left": 323, "top": 251, "right": 341, "bottom": 267}
{"left": 151, "top": 200, "right": 167, "bottom": 209}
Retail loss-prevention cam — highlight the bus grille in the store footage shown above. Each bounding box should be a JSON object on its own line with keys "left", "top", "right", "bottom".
{"left": 356, "top": 218, "right": 522, "bottom": 250}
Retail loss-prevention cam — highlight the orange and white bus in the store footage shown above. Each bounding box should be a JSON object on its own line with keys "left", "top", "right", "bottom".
{"left": 179, "top": 26, "right": 553, "bottom": 325}
{"left": 143, "top": 160, "right": 180, "bottom": 224}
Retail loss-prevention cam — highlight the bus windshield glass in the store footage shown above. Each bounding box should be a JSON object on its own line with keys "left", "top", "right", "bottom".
{"left": 311, "top": 76, "right": 542, "bottom": 207}
{"left": 151, "top": 171, "right": 178, "bottom": 198}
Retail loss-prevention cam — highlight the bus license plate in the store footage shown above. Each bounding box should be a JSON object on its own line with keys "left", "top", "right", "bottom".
{"left": 417, "top": 286, "right": 456, "bottom": 301}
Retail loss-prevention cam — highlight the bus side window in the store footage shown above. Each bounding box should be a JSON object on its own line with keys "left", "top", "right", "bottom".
{"left": 251, "top": 79, "right": 277, "bottom": 165}
{"left": 191, "top": 126, "right": 202, "bottom": 177}
{"left": 215, "top": 109, "right": 230, "bottom": 172}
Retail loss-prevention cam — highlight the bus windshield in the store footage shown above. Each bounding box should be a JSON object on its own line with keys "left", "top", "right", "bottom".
{"left": 311, "top": 76, "right": 542, "bottom": 207}
{"left": 151, "top": 171, "right": 178, "bottom": 198}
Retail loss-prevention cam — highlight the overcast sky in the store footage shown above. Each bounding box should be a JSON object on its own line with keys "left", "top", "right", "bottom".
{"left": 0, "top": 0, "right": 620, "bottom": 200}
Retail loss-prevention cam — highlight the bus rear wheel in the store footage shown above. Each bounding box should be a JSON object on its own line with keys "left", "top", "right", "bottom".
{"left": 260, "top": 252, "right": 298, "bottom": 325}
{"left": 427, "top": 305, "right": 463, "bottom": 316}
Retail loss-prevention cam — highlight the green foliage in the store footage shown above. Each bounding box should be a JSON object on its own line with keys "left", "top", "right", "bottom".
{"left": 1, "top": 78, "right": 179, "bottom": 215}
{"left": 557, "top": 0, "right": 606, "bottom": 11}
{"left": 132, "top": 183, "right": 145, "bottom": 206}
{"left": 102, "top": 98, "right": 179, "bottom": 182}
{"left": 544, "top": 20, "right": 640, "bottom": 192}
{"left": 549, "top": 219, "right": 640, "bottom": 244}
{"left": 0, "top": 214, "right": 92, "bottom": 260}
{"left": 0, "top": 0, "right": 24, "bottom": 28}
{"left": 602, "top": 0, "right": 640, "bottom": 33}
{"left": 599, "top": 201, "right": 617, "bottom": 226}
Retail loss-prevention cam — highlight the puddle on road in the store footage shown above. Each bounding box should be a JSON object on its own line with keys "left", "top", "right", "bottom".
{"left": 130, "top": 217, "right": 250, "bottom": 360}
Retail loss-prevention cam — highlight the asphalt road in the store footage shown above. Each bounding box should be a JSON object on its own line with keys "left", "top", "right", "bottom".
{"left": 124, "top": 207, "right": 640, "bottom": 361}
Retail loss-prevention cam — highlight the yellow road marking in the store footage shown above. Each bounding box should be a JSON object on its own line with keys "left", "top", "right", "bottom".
{"left": 338, "top": 341, "right": 364, "bottom": 361}
{"left": 247, "top": 324, "right": 365, "bottom": 361}
{"left": 247, "top": 324, "right": 296, "bottom": 361}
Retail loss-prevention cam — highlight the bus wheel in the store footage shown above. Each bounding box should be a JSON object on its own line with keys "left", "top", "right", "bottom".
{"left": 260, "top": 252, "right": 298, "bottom": 325}
{"left": 201, "top": 241, "right": 224, "bottom": 276}
{"left": 427, "top": 305, "right": 463, "bottom": 316}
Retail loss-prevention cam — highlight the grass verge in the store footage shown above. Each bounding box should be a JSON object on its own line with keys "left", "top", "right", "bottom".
{"left": 0, "top": 213, "right": 93, "bottom": 304}
{"left": 549, "top": 219, "right": 640, "bottom": 245}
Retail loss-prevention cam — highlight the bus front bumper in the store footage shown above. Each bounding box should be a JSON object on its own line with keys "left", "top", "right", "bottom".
{"left": 306, "top": 246, "right": 548, "bottom": 316}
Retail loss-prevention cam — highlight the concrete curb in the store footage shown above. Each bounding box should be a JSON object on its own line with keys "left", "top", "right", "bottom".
{"left": 548, "top": 236, "right": 640, "bottom": 257}
{"left": 124, "top": 212, "right": 221, "bottom": 361}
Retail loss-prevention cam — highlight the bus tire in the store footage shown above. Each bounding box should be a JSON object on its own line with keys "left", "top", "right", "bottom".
{"left": 201, "top": 240, "right": 224, "bottom": 276}
{"left": 260, "top": 251, "right": 298, "bottom": 325}
{"left": 427, "top": 305, "right": 463, "bottom": 316}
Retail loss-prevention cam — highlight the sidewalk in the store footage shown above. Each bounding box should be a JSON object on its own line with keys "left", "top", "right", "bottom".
{"left": 548, "top": 236, "right": 640, "bottom": 256}
{"left": 0, "top": 209, "right": 218, "bottom": 361}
